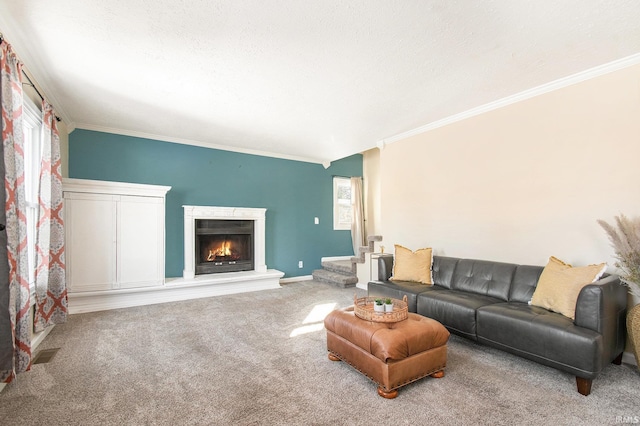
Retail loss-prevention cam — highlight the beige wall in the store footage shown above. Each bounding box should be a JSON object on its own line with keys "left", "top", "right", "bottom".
{"left": 363, "top": 148, "right": 381, "bottom": 237}
{"left": 58, "top": 120, "right": 69, "bottom": 178}
{"left": 375, "top": 63, "right": 640, "bottom": 269}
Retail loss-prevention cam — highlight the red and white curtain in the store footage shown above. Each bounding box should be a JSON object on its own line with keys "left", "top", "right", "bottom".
{"left": 0, "top": 39, "right": 31, "bottom": 383}
{"left": 0, "top": 39, "right": 67, "bottom": 383}
{"left": 34, "top": 100, "right": 67, "bottom": 332}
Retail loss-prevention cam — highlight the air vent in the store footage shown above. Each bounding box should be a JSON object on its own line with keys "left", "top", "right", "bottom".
{"left": 33, "top": 348, "right": 60, "bottom": 364}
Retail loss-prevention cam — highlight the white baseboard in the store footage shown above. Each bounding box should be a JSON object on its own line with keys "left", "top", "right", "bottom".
{"left": 32, "top": 324, "right": 55, "bottom": 350}
{"left": 623, "top": 351, "right": 638, "bottom": 367}
{"left": 68, "top": 269, "right": 284, "bottom": 314}
{"left": 356, "top": 282, "right": 368, "bottom": 291}
{"left": 280, "top": 275, "right": 313, "bottom": 284}
{"left": 321, "top": 255, "right": 352, "bottom": 262}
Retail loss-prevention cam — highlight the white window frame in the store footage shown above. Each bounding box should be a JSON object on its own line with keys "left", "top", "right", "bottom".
{"left": 22, "top": 95, "right": 43, "bottom": 294}
{"left": 333, "top": 176, "right": 352, "bottom": 231}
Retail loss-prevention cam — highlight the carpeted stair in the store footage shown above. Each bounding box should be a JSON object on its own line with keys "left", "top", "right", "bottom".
{"left": 312, "top": 260, "right": 358, "bottom": 288}
{"left": 312, "top": 235, "right": 383, "bottom": 288}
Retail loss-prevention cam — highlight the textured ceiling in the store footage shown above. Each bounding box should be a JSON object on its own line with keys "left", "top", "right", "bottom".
{"left": 1, "top": 1, "right": 640, "bottom": 164}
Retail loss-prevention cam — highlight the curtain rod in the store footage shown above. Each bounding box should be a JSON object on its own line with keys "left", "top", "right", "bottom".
{"left": 1, "top": 32, "right": 61, "bottom": 122}
{"left": 21, "top": 68, "right": 61, "bottom": 123}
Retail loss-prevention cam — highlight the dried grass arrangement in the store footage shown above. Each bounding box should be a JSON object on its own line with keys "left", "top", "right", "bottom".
{"left": 598, "top": 214, "right": 640, "bottom": 299}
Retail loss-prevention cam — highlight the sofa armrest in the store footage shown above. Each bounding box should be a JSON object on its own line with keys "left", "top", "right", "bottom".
{"left": 574, "top": 274, "right": 627, "bottom": 361}
{"left": 377, "top": 255, "right": 394, "bottom": 281}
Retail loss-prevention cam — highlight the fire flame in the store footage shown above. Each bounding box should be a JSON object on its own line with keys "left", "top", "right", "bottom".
{"left": 207, "top": 241, "right": 233, "bottom": 261}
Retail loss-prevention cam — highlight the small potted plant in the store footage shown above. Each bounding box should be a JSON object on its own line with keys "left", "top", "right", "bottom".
{"left": 374, "top": 299, "right": 385, "bottom": 313}
{"left": 384, "top": 298, "right": 394, "bottom": 312}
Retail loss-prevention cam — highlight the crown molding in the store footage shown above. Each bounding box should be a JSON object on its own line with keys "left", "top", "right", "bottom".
{"left": 382, "top": 53, "right": 640, "bottom": 146}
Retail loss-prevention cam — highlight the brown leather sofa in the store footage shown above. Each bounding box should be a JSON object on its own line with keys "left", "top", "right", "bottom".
{"left": 368, "top": 254, "right": 627, "bottom": 396}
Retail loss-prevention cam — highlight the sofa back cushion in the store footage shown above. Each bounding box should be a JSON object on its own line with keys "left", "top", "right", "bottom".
{"left": 432, "top": 256, "right": 460, "bottom": 289}
{"left": 509, "top": 264, "right": 544, "bottom": 303}
{"left": 450, "top": 259, "right": 516, "bottom": 301}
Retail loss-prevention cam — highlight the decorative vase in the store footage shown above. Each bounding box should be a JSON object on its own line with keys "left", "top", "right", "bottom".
{"left": 374, "top": 303, "right": 385, "bottom": 313}
{"left": 384, "top": 303, "right": 394, "bottom": 313}
{"left": 628, "top": 304, "right": 640, "bottom": 369}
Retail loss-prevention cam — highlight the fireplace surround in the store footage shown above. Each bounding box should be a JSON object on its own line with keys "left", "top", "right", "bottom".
{"left": 183, "top": 205, "right": 268, "bottom": 279}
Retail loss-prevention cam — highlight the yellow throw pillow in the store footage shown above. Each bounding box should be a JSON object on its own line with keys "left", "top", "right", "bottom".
{"left": 530, "top": 256, "right": 606, "bottom": 320}
{"left": 390, "top": 244, "right": 433, "bottom": 284}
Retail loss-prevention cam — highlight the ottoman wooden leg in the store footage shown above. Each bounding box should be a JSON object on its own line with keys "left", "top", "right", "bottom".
{"left": 431, "top": 370, "right": 445, "bottom": 378}
{"left": 328, "top": 352, "right": 341, "bottom": 361}
{"left": 377, "top": 387, "right": 398, "bottom": 399}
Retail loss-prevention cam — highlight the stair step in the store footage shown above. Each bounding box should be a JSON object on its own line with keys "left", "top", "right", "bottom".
{"left": 321, "top": 259, "right": 355, "bottom": 274}
{"left": 312, "top": 269, "right": 358, "bottom": 288}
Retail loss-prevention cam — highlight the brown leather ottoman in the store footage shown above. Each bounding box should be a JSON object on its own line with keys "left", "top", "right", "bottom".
{"left": 324, "top": 306, "right": 449, "bottom": 398}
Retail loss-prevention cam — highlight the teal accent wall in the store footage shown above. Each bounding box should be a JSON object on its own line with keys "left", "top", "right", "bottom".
{"left": 68, "top": 129, "right": 362, "bottom": 278}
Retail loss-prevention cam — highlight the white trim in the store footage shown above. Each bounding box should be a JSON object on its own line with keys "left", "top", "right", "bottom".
{"left": 321, "top": 255, "right": 352, "bottom": 262}
{"left": 63, "top": 178, "right": 171, "bottom": 198}
{"left": 623, "top": 351, "right": 638, "bottom": 367}
{"left": 382, "top": 53, "right": 640, "bottom": 146}
{"left": 31, "top": 324, "right": 55, "bottom": 350}
{"left": 280, "top": 275, "right": 313, "bottom": 284}
{"left": 68, "top": 269, "right": 284, "bottom": 314}
{"left": 72, "top": 124, "right": 328, "bottom": 165}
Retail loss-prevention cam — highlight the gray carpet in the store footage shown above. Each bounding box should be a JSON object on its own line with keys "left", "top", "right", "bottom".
{"left": 1, "top": 281, "right": 639, "bottom": 425}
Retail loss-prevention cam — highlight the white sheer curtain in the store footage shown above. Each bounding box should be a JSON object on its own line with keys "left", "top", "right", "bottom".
{"left": 350, "top": 177, "right": 365, "bottom": 256}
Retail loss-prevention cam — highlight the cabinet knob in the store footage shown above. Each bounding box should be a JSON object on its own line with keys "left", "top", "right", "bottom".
{"left": 0, "top": 224, "right": 5, "bottom": 231}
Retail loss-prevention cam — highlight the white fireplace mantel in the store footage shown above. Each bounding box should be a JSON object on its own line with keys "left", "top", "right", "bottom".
{"left": 183, "top": 205, "right": 267, "bottom": 279}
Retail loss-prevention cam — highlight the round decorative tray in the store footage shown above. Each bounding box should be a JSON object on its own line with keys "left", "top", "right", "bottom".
{"left": 353, "top": 295, "right": 408, "bottom": 323}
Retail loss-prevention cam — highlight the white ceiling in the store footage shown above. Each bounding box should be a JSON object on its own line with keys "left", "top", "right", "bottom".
{"left": 1, "top": 1, "right": 640, "bottom": 164}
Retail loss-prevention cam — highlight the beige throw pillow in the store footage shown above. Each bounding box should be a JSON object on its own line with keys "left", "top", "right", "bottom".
{"left": 390, "top": 244, "right": 433, "bottom": 284}
{"left": 530, "top": 256, "right": 606, "bottom": 320}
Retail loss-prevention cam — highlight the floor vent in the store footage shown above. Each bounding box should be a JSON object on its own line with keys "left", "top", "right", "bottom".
{"left": 33, "top": 348, "right": 60, "bottom": 365}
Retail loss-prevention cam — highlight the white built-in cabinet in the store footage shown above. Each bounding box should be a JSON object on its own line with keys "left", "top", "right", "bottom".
{"left": 63, "top": 179, "right": 171, "bottom": 293}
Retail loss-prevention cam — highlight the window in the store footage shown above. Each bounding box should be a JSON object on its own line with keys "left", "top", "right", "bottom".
{"left": 22, "top": 96, "right": 43, "bottom": 292}
{"left": 333, "top": 177, "right": 351, "bottom": 230}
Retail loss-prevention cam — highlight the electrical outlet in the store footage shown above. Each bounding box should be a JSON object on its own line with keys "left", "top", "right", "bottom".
{"left": 314, "top": 217, "right": 319, "bottom": 224}
{"left": 298, "top": 260, "right": 303, "bottom": 268}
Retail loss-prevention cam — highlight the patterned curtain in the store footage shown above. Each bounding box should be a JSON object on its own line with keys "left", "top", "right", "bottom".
{"left": 34, "top": 100, "right": 67, "bottom": 332}
{"left": 0, "top": 39, "right": 31, "bottom": 383}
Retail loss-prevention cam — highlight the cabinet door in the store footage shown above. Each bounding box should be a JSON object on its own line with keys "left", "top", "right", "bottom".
{"left": 65, "top": 193, "right": 117, "bottom": 292}
{"left": 117, "top": 195, "right": 164, "bottom": 289}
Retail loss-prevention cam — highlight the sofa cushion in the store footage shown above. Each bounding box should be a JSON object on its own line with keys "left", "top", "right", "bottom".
{"left": 390, "top": 245, "right": 433, "bottom": 284}
{"left": 530, "top": 256, "right": 606, "bottom": 320}
{"left": 450, "top": 259, "right": 516, "bottom": 302}
{"left": 432, "top": 256, "right": 460, "bottom": 289}
{"left": 509, "top": 264, "right": 544, "bottom": 303}
{"left": 368, "top": 280, "right": 442, "bottom": 312}
{"left": 417, "top": 289, "right": 502, "bottom": 340}
{"left": 477, "top": 302, "right": 603, "bottom": 378}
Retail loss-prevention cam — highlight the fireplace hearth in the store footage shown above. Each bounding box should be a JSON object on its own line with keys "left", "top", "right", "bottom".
{"left": 195, "top": 219, "right": 254, "bottom": 274}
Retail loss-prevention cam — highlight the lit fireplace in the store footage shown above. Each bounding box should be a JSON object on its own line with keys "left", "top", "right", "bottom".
{"left": 195, "top": 219, "right": 254, "bottom": 274}
{"left": 183, "top": 206, "right": 268, "bottom": 280}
